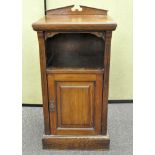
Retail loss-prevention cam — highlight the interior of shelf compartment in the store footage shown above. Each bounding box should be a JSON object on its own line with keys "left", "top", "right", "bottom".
{"left": 46, "top": 33, "right": 105, "bottom": 68}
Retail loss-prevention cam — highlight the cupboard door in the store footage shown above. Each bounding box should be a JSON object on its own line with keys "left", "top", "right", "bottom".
{"left": 47, "top": 74, "right": 103, "bottom": 135}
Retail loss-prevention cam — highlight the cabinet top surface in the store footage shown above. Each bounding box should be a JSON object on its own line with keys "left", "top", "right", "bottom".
{"left": 32, "top": 15, "right": 117, "bottom": 31}
{"left": 32, "top": 5, "right": 117, "bottom": 31}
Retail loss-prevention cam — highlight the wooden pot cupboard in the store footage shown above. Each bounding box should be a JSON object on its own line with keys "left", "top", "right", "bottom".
{"left": 32, "top": 5, "right": 117, "bottom": 150}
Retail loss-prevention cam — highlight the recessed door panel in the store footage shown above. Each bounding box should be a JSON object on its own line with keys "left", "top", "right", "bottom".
{"left": 47, "top": 73, "right": 103, "bottom": 135}
{"left": 57, "top": 82, "right": 94, "bottom": 128}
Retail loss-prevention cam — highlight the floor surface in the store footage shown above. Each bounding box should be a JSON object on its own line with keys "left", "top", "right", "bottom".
{"left": 22, "top": 104, "right": 133, "bottom": 155}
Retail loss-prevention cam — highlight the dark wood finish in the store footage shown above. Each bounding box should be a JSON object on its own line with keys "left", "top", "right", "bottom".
{"left": 46, "top": 68, "right": 104, "bottom": 74}
{"left": 33, "top": 5, "right": 117, "bottom": 150}
{"left": 47, "top": 73, "right": 103, "bottom": 135}
{"left": 37, "top": 32, "right": 50, "bottom": 134}
{"left": 42, "top": 135, "right": 110, "bottom": 150}
{"left": 102, "top": 31, "right": 112, "bottom": 134}
{"left": 45, "top": 32, "right": 105, "bottom": 39}
{"left": 46, "top": 5, "right": 107, "bottom": 15}
{"left": 32, "top": 15, "right": 116, "bottom": 31}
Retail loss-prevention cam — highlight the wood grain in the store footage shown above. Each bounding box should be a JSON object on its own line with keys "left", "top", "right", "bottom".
{"left": 42, "top": 135, "right": 110, "bottom": 150}
{"left": 102, "top": 31, "right": 112, "bottom": 134}
{"left": 37, "top": 31, "right": 50, "bottom": 134}
{"left": 32, "top": 15, "right": 117, "bottom": 31}
{"left": 33, "top": 5, "right": 117, "bottom": 150}
{"left": 57, "top": 82, "right": 93, "bottom": 127}
{"left": 47, "top": 73, "right": 103, "bottom": 135}
{"left": 46, "top": 68, "right": 104, "bottom": 74}
{"left": 46, "top": 5, "right": 108, "bottom": 15}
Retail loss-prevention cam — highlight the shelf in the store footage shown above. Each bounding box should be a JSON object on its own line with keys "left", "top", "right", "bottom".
{"left": 46, "top": 33, "right": 105, "bottom": 69}
{"left": 47, "top": 55, "right": 104, "bottom": 68}
{"left": 46, "top": 67, "right": 104, "bottom": 74}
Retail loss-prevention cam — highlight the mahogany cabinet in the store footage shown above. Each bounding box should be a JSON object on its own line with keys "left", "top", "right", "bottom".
{"left": 32, "top": 5, "right": 117, "bottom": 150}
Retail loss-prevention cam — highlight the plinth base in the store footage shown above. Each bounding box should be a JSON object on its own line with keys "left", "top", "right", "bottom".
{"left": 42, "top": 134, "right": 110, "bottom": 150}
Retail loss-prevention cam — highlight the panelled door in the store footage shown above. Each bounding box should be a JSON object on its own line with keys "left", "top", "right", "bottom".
{"left": 47, "top": 73, "right": 103, "bottom": 135}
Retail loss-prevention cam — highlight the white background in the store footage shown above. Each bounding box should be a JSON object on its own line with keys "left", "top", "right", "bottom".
{"left": 0, "top": 0, "right": 155, "bottom": 154}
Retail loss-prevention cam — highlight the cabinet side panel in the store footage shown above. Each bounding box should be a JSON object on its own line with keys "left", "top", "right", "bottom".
{"left": 102, "top": 31, "right": 112, "bottom": 134}
{"left": 37, "top": 31, "right": 50, "bottom": 134}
